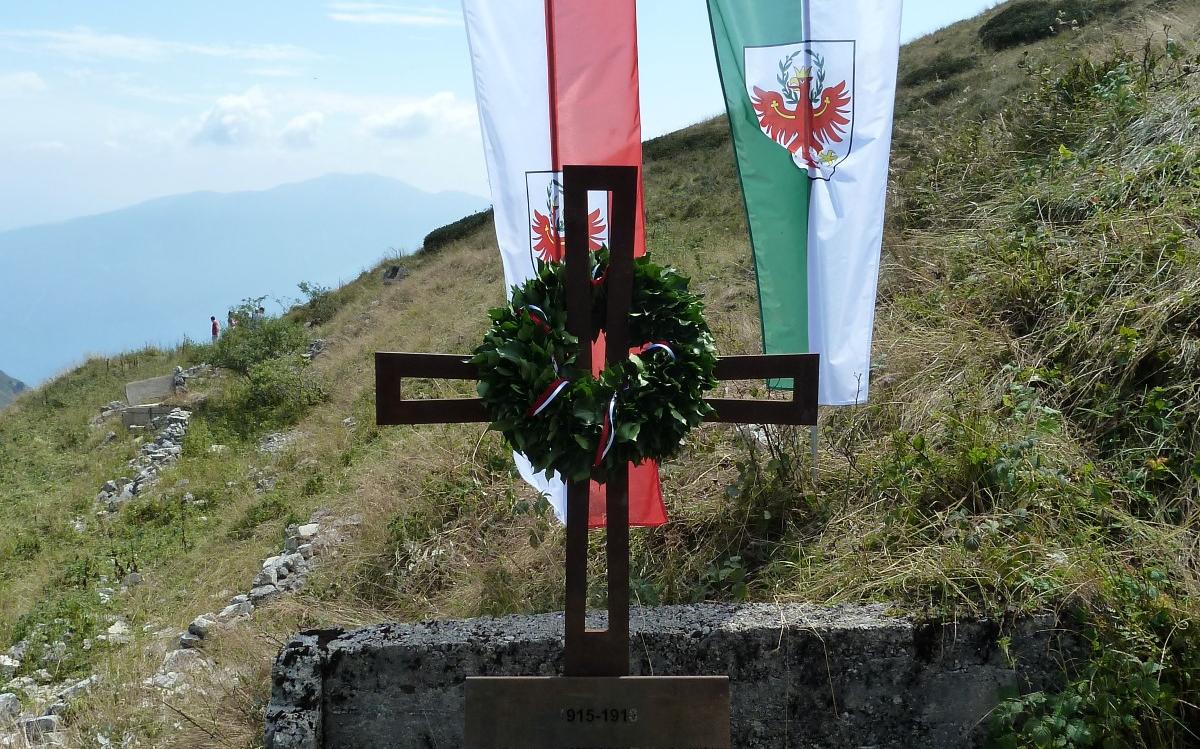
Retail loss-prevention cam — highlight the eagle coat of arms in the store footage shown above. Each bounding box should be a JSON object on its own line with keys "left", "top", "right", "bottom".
{"left": 744, "top": 40, "right": 855, "bottom": 180}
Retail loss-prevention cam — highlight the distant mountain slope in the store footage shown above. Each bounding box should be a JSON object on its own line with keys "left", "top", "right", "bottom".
{"left": 0, "top": 174, "right": 487, "bottom": 384}
{"left": 0, "top": 370, "right": 24, "bottom": 409}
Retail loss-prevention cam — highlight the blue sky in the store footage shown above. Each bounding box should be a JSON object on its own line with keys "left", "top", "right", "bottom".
{"left": 0, "top": 1, "right": 996, "bottom": 231}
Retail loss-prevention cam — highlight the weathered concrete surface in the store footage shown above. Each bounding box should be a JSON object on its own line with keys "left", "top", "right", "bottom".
{"left": 265, "top": 603, "right": 1081, "bottom": 749}
{"left": 120, "top": 404, "right": 177, "bottom": 428}
{"left": 124, "top": 375, "right": 175, "bottom": 406}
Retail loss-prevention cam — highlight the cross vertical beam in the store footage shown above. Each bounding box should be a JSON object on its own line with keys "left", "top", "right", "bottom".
{"left": 562, "top": 165, "right": 638, "bottom": 677}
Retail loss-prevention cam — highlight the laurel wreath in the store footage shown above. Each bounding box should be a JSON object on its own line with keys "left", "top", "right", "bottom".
{"left": 778, "top": 49, "right": 826, "bottom": 107}
{"left": 472, "top": 249, "right": 717, "bottom": 483}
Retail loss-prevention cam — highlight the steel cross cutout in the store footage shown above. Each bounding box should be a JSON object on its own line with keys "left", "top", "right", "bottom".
{"left": 375, "top": 165, "right": 818, "bottom": 678}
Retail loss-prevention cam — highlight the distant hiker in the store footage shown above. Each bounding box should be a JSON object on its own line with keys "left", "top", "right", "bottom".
{"left": 227, "top": 311, "right": 237, "bottom": 330}
{"left": 210, "top": 316, "right": 220, "bottom": 342}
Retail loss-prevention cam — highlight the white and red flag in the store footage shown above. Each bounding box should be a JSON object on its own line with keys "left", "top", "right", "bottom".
{"left": 462, "top": 0, "right": 667, "bottom": 527}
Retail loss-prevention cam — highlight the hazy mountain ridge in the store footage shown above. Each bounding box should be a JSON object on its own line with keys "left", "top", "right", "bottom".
{"left": 0, "top": 370, "right": 25, "bottom": 409}
{"left": 0, "top": 173, "right": 487, "bottom": 384}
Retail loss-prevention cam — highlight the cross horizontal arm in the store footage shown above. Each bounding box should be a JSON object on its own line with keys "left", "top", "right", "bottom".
{"left": 375, "top": 351, "right": 819, "bottom": 427}
{"left": 374, "top": 352, "right": 486, "bottom": 425}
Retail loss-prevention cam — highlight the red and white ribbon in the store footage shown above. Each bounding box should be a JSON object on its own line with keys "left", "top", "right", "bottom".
{"left": 634, "top": 341, "right": 676, "bottom": 361}
{"left": 591, "top": 264, "right": 608, "bottom": 288}
{"left": 525, "top": 305, "right": 552, "bottom": 333}
{"left": 594, "top": 393, "right": 619, "bottom": 467}
{"left": 528, "top": 377, "right": 570, "bottom": 417}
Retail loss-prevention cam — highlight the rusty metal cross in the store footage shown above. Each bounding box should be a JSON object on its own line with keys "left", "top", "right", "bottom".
{"left": 375, "top": 164, "right": 818, "bottom": 678}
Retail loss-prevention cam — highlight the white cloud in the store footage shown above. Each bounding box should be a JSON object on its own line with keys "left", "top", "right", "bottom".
{"left": 190, "top": 88, "right": 272, "bottom": 146}
{"left": 327, "top": 3, "right": 460, "bottom": 26}
{"left": 0, "top": 71, "right": 47, "bottom": 95}
{"left": 363, "top": 92, "right": 474, "bottom": 139}
{"left": 281, "top": 111, "right": 325, "bottom": 149}
{"left": 0, "top": 28, "right": 312, "bottom": 63}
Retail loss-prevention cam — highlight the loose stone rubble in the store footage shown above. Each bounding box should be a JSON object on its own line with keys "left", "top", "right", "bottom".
{"left": 301, "top": 339, "right": 328, "bottom": 362}
{"left": 141, "top": 511, "right": 360, "bottom": 696}
{"left": 0, "top": 674, "right": 98, "bottom": 748}
{"left": 258, "top": 431, "right": 306, "bottom": 455}
{"left": 1, "top": 385, "right": 363, "bottom": 746}
{"left": 0, "top": 511, "right": 359, "bottom": 746}
{"left": 94, "top": 409, "right": 191, "bottom": 515}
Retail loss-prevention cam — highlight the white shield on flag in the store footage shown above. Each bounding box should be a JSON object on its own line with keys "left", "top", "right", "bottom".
{"left": 524, "top": 170, "right": 610, "bottom": 265}
{"left": 744, "top": 40, "right": 856, "bottom": 180}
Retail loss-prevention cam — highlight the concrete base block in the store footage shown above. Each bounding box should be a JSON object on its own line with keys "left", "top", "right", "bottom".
{"left": 121, "top": 405, "right": 176, "bottom": 428}
{"left": 264, "top": 603, "right": 1081, "bottom": 749}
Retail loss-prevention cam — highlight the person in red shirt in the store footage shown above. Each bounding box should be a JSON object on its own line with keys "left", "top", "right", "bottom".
{"left": 210, "top": 315, "right": 220, "bottom": 342}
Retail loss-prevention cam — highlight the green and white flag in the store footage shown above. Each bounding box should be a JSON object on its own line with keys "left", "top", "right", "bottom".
{"left": 706, "top": 0, "right": 902, "bottom": 405}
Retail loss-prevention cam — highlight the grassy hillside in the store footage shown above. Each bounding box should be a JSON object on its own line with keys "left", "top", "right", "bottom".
{"left": 2, "top": 1, "right": 1199, "bottom": 746}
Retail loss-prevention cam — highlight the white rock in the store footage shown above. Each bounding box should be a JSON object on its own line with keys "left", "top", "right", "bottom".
{"left": 161, "top": 649, "right": 201, "bottom": 672}
{"left": 0, "top": 692, "right": 19, "bottom": 721}
{"left": 106, "top": 621, "right": 132, "bottom": 644}
{"left": 253, "top": 567, "right": 278, "bottom": 587}
{"left": 20, "top": 714, "right": 58, "bottom": 739}
{"left": 297, "top": 523, "right": 320, "bottom": 540}
{"left": 187, "top": 614, "right": 216, "bottom": 639}
{"left": 217, "top": 601, "right": 252, "bottom": 622}
{"left": 249, "top": 585, "right": 279, "bottom": 604}
{"left": 0, "top": 656, "right": 17, "bottom": 681}
{"left": 58, "top": 675, "right": 98, "bottom": 702}
{"left": 142, "top": 671, "right": 184, "bottom": 691}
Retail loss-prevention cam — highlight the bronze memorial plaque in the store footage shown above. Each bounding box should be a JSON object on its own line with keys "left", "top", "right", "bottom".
{"left": 464, "top": 676, "right": 731, "bottom": 749}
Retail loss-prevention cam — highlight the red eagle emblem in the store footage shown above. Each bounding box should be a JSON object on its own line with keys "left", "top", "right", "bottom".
{"left": 530, "top": 180, "right": 605, "bottom": 263}
{"left": 751, "top": 48, "right": 852, "bottom": 170}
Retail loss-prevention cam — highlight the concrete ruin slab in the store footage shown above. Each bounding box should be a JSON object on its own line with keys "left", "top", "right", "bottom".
{"left": 120, "top": 404, "right": 177, "bottom": 428}
{"left": 124, "top": 375, "right": 176, "bottom": 406}
{"left": 265, "top": 603, "right": 1081, "bottom": 749}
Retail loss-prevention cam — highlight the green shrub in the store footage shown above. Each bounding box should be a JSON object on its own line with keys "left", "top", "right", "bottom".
{"left": 422, "top": 209, "right": 493, "bottom": 253}
{"left": 902, "top": 52, "right": 978, "bottom": 87}
{"left": 296, "top": 281, "right": 349, "bottom": 326}
{"left": 991, "top": 571, "right": 1200, "bottom": 748}
{"left": 232, "top": 357, "right": 326, "bottom": 428}
{"left": 210, "top": 317, "right": 309, "bottom": 377}
{"left": 979, "top": 0, "right": 1128, "bottom": 51}
{"left": 227, "top": 494, "right": 290, "bottom": 540}
{"left": 644, "top": 123, "right": 729, "bottom": 162}
{"left": 922, "top": 80, "right": 964, "bottom": 105}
